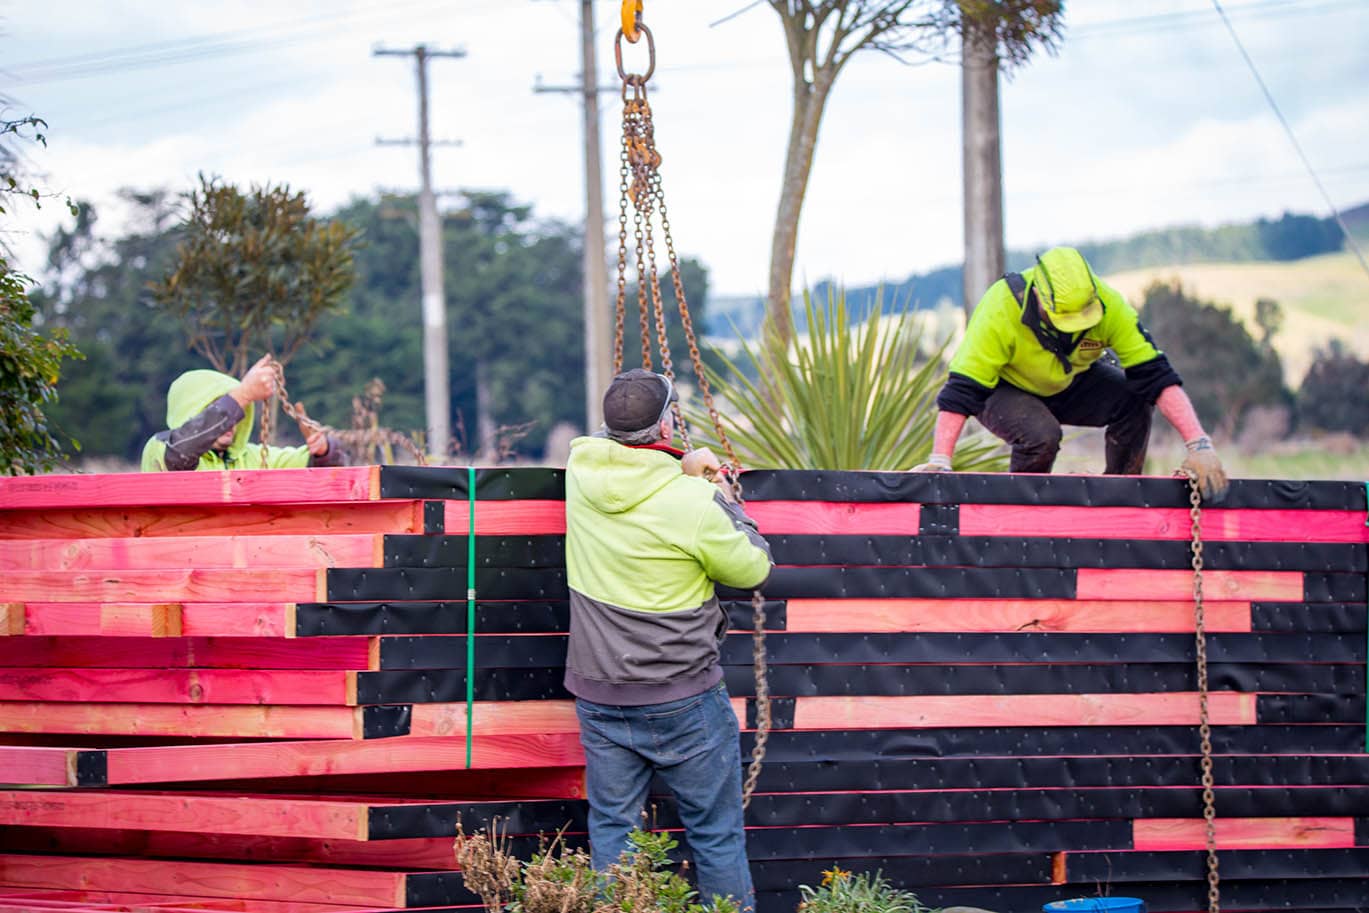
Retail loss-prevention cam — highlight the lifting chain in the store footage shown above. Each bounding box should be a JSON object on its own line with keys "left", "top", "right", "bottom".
{"left": 612, "top": 9, "right": 771, "bottom": 808}
{"left": 1187, "top": 473, "right": 1221, "bottom": 913}
{"left": 257, "top": 356, "right": 428, "bottom": 467}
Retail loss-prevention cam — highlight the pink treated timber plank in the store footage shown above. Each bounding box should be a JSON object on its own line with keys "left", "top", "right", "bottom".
{"left": 1133, "top": 816, "right": 1356, "bottom": 850}
{"left": 783, "top": 598, "right": 1252, "bottom": 633}
{"left": 1075, "top": 568, "right": 1303, "bottom": 602}
{"left": 0, "top": 891, "right": 408, "bottom": 913}
{"left": 0, "top": 790, "right": 368, "bottom": 840}
{"left": 181, "top": 602, "right": 295, "bottom": 637}
{"left": 408, "top": 700, "right": 582, "bottom": 737}
{"left": 0, "top": 636, "right": 376, "bottom": 670}
{"left": 410, "top": 700, "right": 750, "bottom": 739}
{"left": 0, "top": 892, "right": 409, "bottom": 913}
{"left": 0, "top": 747, "right": 79, "bottom": 787}
{"left": 0, "top": 500, "right": 422, "bottom": 541}
{"left": 745, "top": 501, "right": 922, "bottom": 535}
{"left": 443, "top": 499, "right": 566, "bottom": 535}
{"left": 791, "top": 692, "right": 1257, "bottom": 729}
{"left": 0, "top": 826, "right": 467, "bottom": 871}
{"left": 443, "top": 498, "right": 922, "bottom": 537}
{"left": 0, "top": 467, "right": 379, "bottom": 510}
{"left": 0, "top": 568, "right": 323, "bottom": 604}
{"left": 0, "top": 534, "right": 382, "bottom": 572}
{"left": 22, "top": 602, "right": 299, "bottom": 638}
{"left": 0, "top": 702, "right": 366, "bottom": 739}
{"left": 960, "top": 504, "right": 1369, "bottom": 543}
{"left": 0, "top": 668, "right": 355, "bottom": 705}
{"left": 102, "top": 733, "right": 585, "bottom": 784}
{"left": 21, "top": 603, "right": 182, "bottom": 637}
{"left": 0, "top": 854, "right": 413, "bottom": 907}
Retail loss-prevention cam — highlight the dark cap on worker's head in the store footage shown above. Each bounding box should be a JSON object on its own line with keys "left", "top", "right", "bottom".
{"left": 602, "top": 368, "right": 678, "bottom": 434}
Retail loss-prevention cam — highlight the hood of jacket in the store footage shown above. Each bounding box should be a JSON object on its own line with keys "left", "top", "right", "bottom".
{"left": 566, "top": 436, "right": 681, "bottom": 515}
{"left": 166, "top": 369, "right": 252, "bottom": 455}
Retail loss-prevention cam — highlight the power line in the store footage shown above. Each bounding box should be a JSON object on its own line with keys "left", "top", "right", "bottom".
{"left": 1209, "top": 0, "right": 1369, "bottom": 285}
{"left": 1, "top": 0, "right": 458, "bottom": 86}
{"left": 708, "top": 2, "right": 767, "bottom": 29}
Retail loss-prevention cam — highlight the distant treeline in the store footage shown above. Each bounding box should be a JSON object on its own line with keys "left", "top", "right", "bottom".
{"left": 32, "top": 190, "right": 714, "bottom": 463}
{"left": 711, "top": 208, "right": 1352, "bottom": 336}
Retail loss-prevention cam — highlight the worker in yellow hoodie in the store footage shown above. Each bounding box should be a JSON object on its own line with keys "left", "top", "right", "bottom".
{"left": 141, "top": 354, "right": 345, "bottom": 471}
{"left": 564, "top": 368, "right": 772, "bottom": 911}
{"left": 918, "top": 246, "right": 1228, "bottom": 501}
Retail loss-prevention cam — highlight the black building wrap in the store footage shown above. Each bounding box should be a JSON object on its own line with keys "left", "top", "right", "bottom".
{"left": 336, "top": 466, "right": 1367, "bottom": 911}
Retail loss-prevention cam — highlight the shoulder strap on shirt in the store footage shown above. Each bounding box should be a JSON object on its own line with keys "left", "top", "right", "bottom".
{"left": 1005, "top": 271, "right": 1027, "bottom": 308}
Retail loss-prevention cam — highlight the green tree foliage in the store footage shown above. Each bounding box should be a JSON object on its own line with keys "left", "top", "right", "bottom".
{"left": 1072, "top": 212, "right": 1344, "bottom": 276}
{"left": 153, "top": 175, "right": 361, "bottom": 376}
{"left": 1, "top": 261, "right": 81, "bottom": 474}
{"left": 1138, "top": 280, "right": 1289, "bottom": 439}
{"left": 33, "top": 186, "right": 712, "bottom": 462}
{"left": 31, "top": 193, "right": 200, "bottom": 461}
{"left": 292, "top": 192, "right": 592, "bottom": 455}
{"left": 301, "top": 192, "right": 716, "bottom": 455}
{"left": 1, "top": 114, "right": 82, "bottom": 475}
{"left": 443, "top": 192, "right": 584, "bottom": 453}
{"left": 1297, "top": 340, "right": 1369, "bottom": 436}
{"left": 691, "top": 288, "right": 1005, "bottom": 471}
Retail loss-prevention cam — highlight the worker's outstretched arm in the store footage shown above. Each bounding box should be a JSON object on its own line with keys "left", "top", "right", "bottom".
{"left": 913, "top": 411, "right": 968, "bottom": 472}
{"left": 1156, "top": 385, "right": 1229, "bottom": 503}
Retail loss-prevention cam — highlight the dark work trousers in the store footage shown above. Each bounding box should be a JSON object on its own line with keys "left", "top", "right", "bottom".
{"left": 977, "top": 362, "right": 1154, "bottom": 474}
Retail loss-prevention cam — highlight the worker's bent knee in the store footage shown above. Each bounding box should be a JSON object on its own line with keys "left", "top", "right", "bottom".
{"left": 1015, "top": 421, "right": 1063, "bottom": 454}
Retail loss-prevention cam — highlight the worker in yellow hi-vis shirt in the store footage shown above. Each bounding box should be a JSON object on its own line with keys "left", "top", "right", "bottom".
{"left": 917, "top": 246, "right": 1228, "bottom": 502}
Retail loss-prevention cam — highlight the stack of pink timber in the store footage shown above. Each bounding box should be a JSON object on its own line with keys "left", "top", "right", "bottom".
{"left": 1, "top": 465, "right": 1367, "bottom": 912}
{"left": 0, "top": 467, "right": 579, "bottom": 912}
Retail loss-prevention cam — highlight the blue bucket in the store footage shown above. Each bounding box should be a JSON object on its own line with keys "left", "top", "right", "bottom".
{"left": 1043, "top": 900, "right": 1146, "bottom": 913}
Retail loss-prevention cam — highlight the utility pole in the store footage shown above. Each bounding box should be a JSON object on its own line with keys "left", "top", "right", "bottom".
{"left": 534, "top": 0, "right": 613, "bottom": 431}
{"left": 374, "top": 44, "right": 465, "bottom": 460}
{"left": 961, "top": 24, "right": 1004, "bottom": 319}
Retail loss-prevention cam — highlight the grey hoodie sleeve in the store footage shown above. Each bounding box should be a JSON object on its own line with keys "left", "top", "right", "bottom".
{"left": 308, "top": 435, "right": 349, "bottom": 467}
{"left": 164, "top": 394, "right": 245, "bottom": 471}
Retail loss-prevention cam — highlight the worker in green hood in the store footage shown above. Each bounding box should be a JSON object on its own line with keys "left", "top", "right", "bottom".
{"left": 916, "top": 246, "right": 1227, "bottom": 502}
{"left": 141, "top": 354, "right": 346, "bottom": 471}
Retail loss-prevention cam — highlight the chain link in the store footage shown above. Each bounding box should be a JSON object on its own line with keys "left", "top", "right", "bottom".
{"left": 257, "top": 356, "right": 427, "bottom": 466}
{"left": 1188, "top": 473, "right": 1221, "bottom": 913}
{"left": 741, "top": 587, "right": 771, "bottom": 806}
{"left": 613, "top": 125, "right": 630, "bottom": 377}
{"left": 610, "top": 36, "right": 769, "bottom": 807}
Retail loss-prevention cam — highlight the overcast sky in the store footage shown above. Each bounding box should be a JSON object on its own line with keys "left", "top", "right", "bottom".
{"left": 3, "top": 0, "right": 1366, "bottom": 296}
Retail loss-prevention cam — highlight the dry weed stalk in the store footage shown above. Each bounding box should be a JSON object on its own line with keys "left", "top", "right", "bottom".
{"left": 518, "top": 832, "right": 609, "bottom": 913}
{"left": 455, "top": 819, "right": 520, "bottom": 911}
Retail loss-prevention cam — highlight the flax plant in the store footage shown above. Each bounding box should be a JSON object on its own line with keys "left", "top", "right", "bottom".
{"left": 689, "top": 288, "right": 1006, "bottom": 472}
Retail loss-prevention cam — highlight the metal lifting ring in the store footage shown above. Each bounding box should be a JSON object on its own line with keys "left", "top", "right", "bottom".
{"left": 614, "top": 23, "right": 655, "bottom": 84}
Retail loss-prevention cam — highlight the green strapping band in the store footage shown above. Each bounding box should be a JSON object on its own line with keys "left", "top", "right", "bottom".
{"left": 466, "top": 465, "right": 477, "bottom": 768}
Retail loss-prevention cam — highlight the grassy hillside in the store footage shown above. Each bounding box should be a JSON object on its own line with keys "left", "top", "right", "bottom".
{"left": 1104, "top": 251, "right": 1369, "bottom": 387}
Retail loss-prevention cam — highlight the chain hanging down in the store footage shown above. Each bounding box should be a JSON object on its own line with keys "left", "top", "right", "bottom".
{"left": 612, "top": 10, "right": 771, "bottom": 808}
{"left": 1186, "top": 473, "right": 1222, "bottom": 913}
{"left": 257, "top": 356, "right": 428, "bottom": 467}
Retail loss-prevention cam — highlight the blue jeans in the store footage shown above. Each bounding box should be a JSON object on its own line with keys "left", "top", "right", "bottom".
{"left": 575, "top": 682, "right": 754, "bottom": 911}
